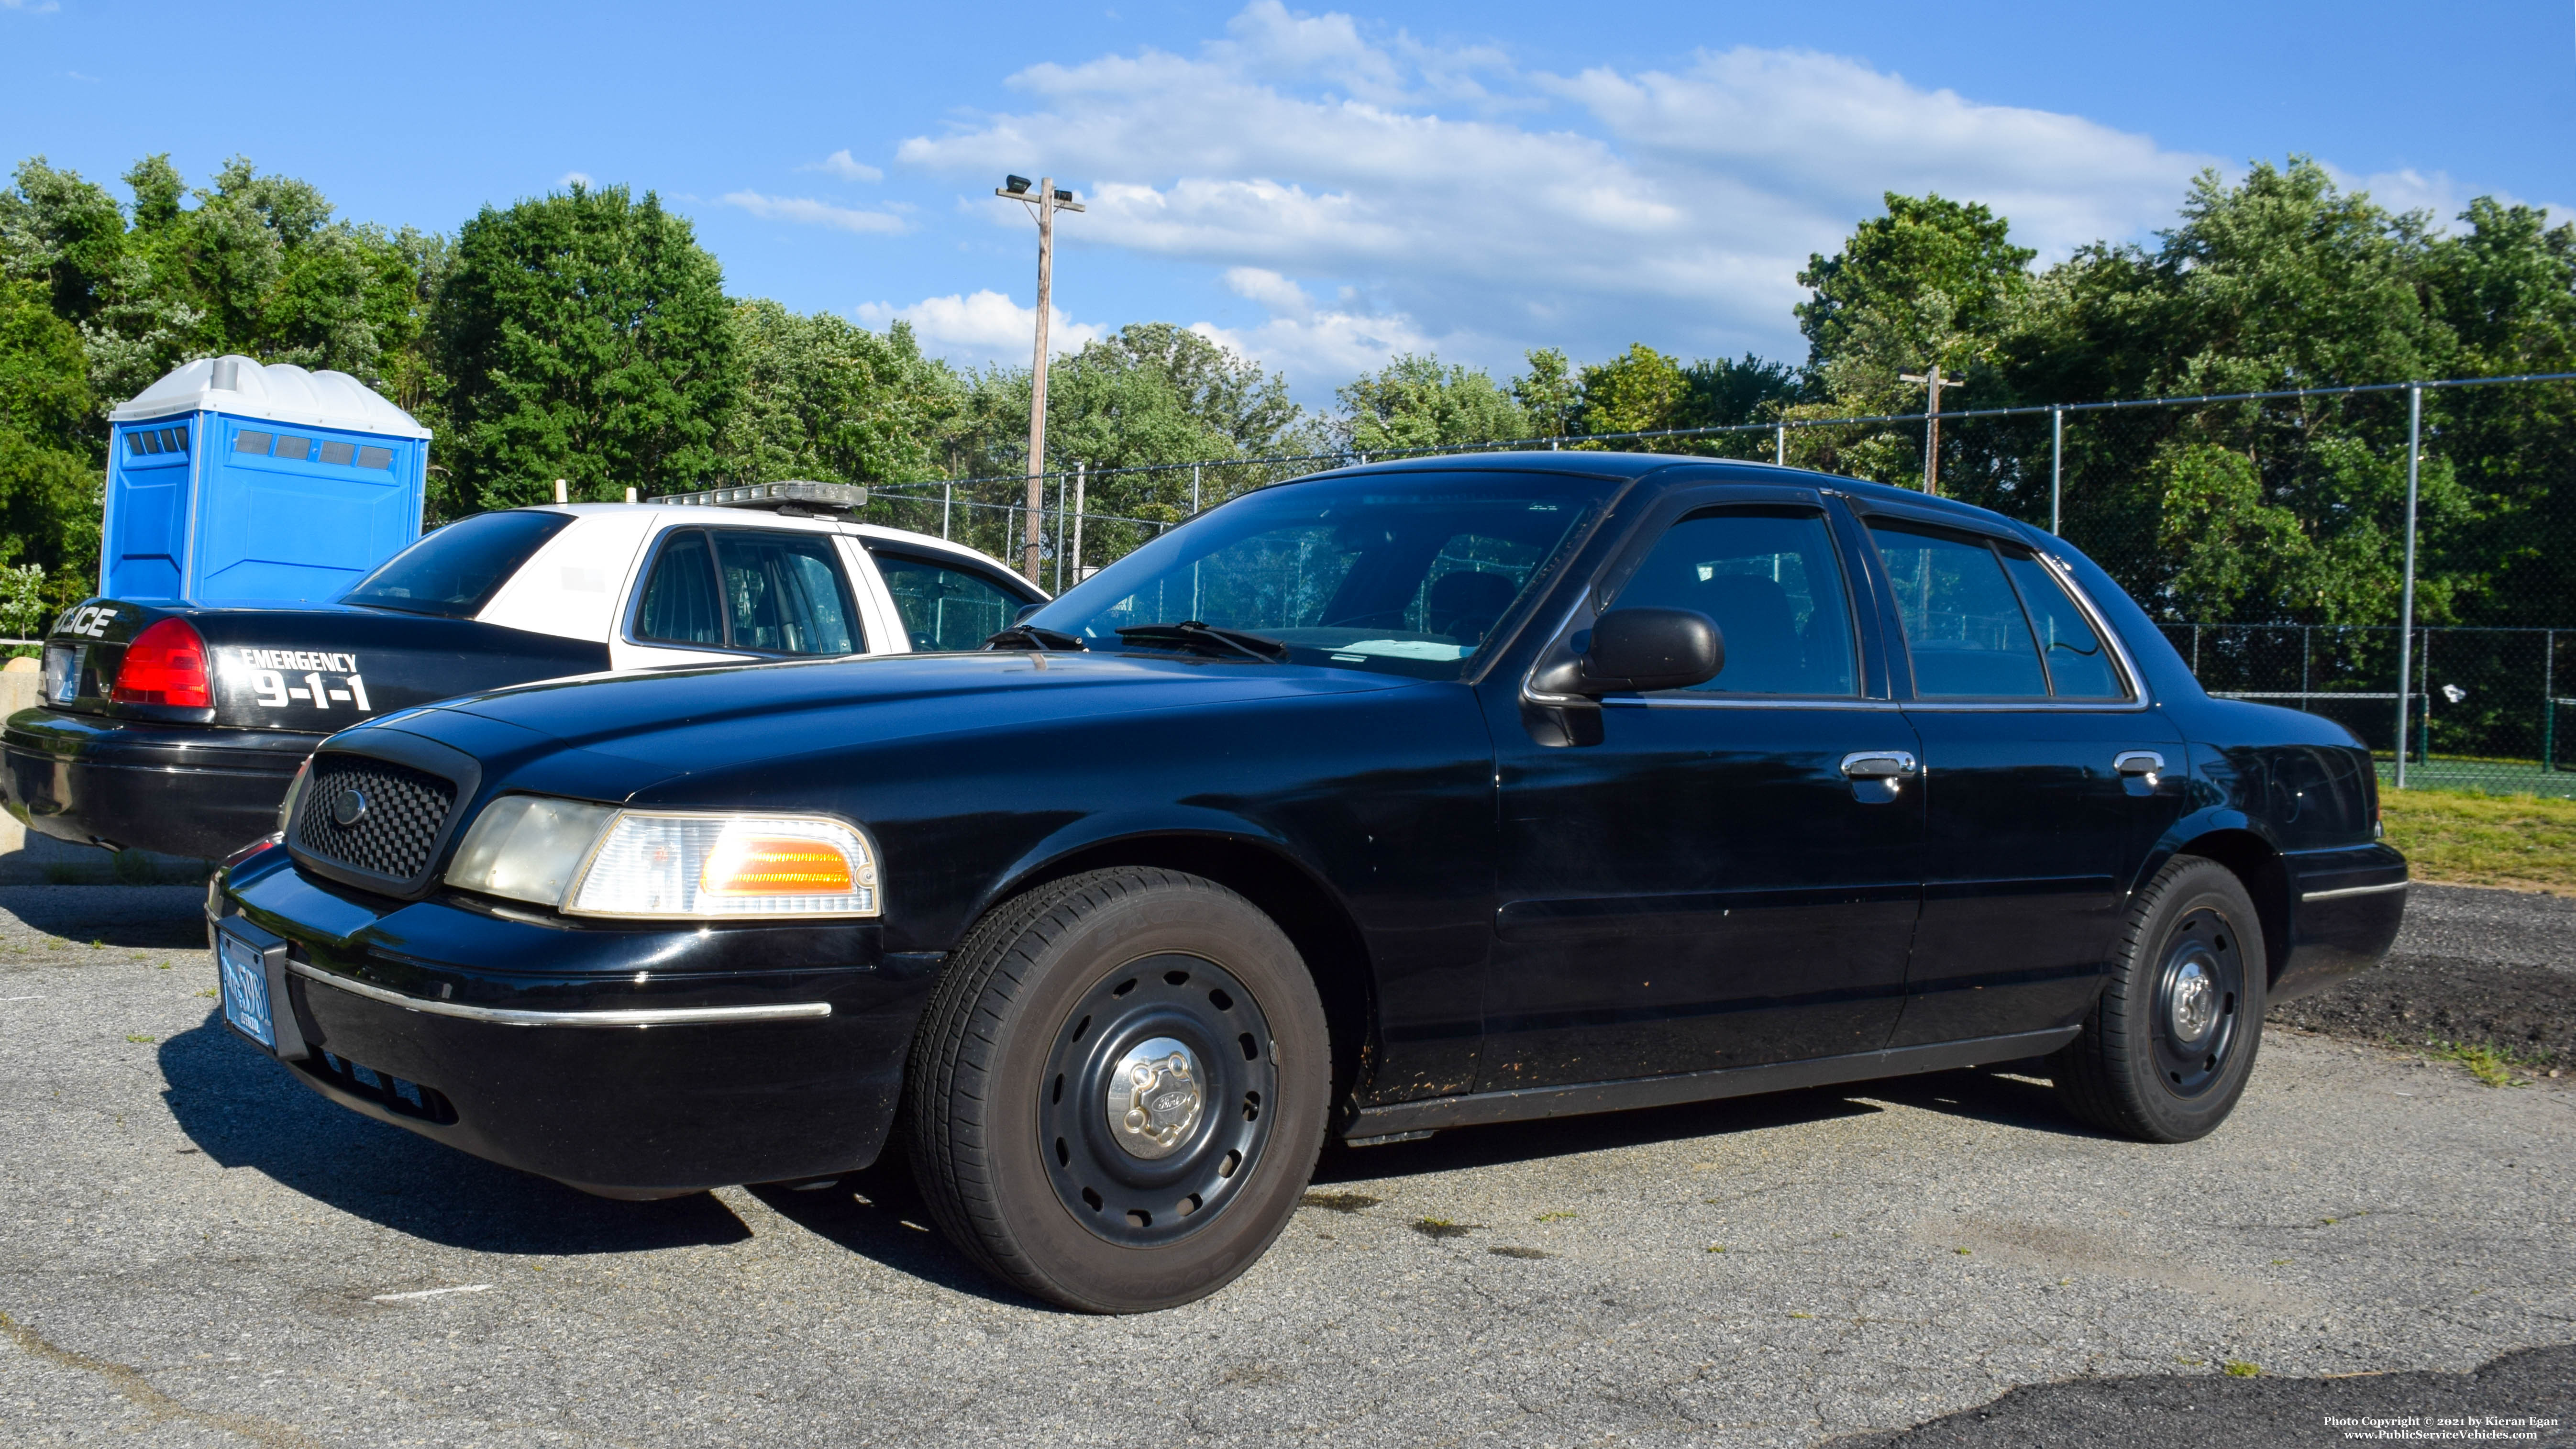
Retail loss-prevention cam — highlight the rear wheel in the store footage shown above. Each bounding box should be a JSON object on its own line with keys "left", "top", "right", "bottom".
{"left": 905, "top": 868, "right": 1329, "bottom": 1312}
{"left": 2049, "top": 855, "right": 2268, "bottom": 1143}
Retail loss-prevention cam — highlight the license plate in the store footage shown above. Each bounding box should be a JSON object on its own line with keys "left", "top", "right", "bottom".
{"left": 43, "top": 643, "right": 81, "bottom": 703}
{"left": 215, "top": 928, "right": 276, "bottom": 1050}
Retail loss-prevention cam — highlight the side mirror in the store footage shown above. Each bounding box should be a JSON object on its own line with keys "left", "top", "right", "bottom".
{"left": 1538, "top": 608, "right": 1724, "bottom": 696}
{"left": 1014, "top": 602, "right": 1044, "bottom": 624}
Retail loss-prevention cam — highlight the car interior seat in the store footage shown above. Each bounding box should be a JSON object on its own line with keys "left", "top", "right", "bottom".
{"left": 1426, "top": 570, "right": 1518, "bottom": 646}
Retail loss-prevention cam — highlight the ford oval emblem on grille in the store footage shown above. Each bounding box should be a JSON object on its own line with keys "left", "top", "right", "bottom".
{"left": 330, "top": 789, "right": 369, "bottom": 828}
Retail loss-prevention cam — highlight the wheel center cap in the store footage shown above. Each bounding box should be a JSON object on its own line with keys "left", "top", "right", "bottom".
{"left": 2169, "top": 958, "right": 2219, "bottom": 1043}
{"left": 1106, "top": 1036, "right": 1204, "bottom": 1161}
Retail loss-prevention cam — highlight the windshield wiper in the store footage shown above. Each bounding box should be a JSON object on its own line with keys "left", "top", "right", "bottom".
{"left": 1114, "top": 621, "right": 1291, "bottom": 663}
{"left": 984, "top": 624, "right": 1087, "bottom": 651}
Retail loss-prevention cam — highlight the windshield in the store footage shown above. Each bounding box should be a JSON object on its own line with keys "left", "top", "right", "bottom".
{"left": 340, "top": 510, "right": 575, "bottom": 618}
{"left": 1027, "top": 470, "right": 1615, "bottom": 679}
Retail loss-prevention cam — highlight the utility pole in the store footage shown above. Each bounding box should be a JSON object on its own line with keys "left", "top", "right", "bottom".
{"left": 1896, "top": 364, "right": 1965, "bottom": 495}
{"left": 996, "top": 174, "right": 1083, "bottom": 584}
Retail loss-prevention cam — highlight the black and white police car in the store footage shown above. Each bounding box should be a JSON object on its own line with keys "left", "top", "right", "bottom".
{"left": 5, "top": 483, "right": 1041, "bottom": 860}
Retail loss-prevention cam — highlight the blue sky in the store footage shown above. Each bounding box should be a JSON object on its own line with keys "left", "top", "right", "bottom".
{"left": 6, "top": 0, "right": 2571, "bottom": 402}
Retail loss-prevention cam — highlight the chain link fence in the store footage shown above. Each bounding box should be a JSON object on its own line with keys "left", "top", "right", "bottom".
{"left": 823, "top": 371, "right": 2576, "bottom": 796}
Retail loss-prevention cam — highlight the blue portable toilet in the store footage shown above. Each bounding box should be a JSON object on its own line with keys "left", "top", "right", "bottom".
{"left": 102, "top": 355, "right": 430, "bottom": 602}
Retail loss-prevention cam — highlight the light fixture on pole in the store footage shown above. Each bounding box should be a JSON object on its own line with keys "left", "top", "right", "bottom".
{"left": 1897, "top": 364, "right": 1966, "bottom": 496}
{"left": 996, "top": 174, "right": 1084, "bottom": 585}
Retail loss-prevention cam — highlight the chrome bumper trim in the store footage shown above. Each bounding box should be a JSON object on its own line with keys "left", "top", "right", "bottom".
{"left": 285, "top": 960, "right": 831, "bottom": 1027}
{"left": 2300, "top": 880, "right": 2410, "bottom": 902}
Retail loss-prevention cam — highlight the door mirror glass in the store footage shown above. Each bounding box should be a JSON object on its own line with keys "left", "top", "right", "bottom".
{"left": 1610, "top": 508, "right": 1857, "bottom": 695}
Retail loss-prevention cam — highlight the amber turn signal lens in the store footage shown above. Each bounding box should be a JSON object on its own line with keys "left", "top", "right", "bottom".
{"left": 700, "top": 837, "right": 854, "bottom": 896}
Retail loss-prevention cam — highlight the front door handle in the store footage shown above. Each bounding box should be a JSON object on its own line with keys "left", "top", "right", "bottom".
{"left": 1839, "top": 750, "right": 1919, "bottom": 804}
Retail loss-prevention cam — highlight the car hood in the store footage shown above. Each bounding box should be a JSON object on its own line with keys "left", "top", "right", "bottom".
{"left": 385, "top": 648, "right": 1415, "bottom": 784}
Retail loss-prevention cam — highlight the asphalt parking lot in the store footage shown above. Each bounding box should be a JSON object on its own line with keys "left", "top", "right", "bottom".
{"left": 2, "top": 884, "right": 2571, "bottom": 1448}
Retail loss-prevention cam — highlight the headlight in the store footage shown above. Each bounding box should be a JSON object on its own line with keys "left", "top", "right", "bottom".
{"left": 447, "top": 795, "right": 617, "bottom": 907}
{"left": 277, "top": 759, "right": 310, "bottom": 835}
{"left": 443, "top": 796, "right": 879, "bottom": 919}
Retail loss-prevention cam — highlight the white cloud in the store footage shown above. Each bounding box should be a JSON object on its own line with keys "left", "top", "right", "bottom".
{"left": 2334, "top": 166, "right": 2568, "bottom": 229}
{"left": 804, "top": 149, "right": 885, "bottom": 183}
{"left": 858, "top": 289, "right": 1106, "bottom": 364}
{"left": 3, "top": 0, "right": 65, "bottom": 14}
{"left": 893, "top": 2, "right": 2219, "bottom": 383}
{"left": 722, "top": 190, "right": 907, "bottom": 234}
{"left": 558, "top": 171, "right": 596, "bottom": 189}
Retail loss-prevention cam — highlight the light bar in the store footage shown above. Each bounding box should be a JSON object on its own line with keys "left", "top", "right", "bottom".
{"left": 653, "top": 480, "right": 869, "bottom": 515}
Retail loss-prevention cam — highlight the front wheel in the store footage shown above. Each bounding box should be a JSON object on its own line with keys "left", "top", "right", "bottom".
{"left": 2049, "top": 855, "right": 2268, "bottom": 1143}
{"left": 905, "top": 868, "right": 1330, "bottom": 1312}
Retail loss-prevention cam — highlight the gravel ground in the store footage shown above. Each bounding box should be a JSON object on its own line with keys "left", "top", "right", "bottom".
{"left": 2273, "top": 884, "right": 2576, "bottom": 1066}
{"left": 1, "top": 884, "right": 2571, "bottom": 1448}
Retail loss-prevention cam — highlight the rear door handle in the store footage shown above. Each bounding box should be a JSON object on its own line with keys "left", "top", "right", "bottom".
{"left": 1839, "top": 750, "right": 1918, "bottom": 804}
{"left": 2113, "top": 751, "right": 2165, "bottom": 779}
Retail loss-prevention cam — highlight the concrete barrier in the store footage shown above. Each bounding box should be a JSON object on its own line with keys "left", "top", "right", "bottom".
{"left": 0, "top": 667, "right": 219, "bottom": 885}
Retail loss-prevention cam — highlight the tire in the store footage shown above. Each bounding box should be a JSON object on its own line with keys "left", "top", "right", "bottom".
{"left": 2049, "top": 854, "right": 2268, "bottom": 1143}
{"left": 905, "top": 868, "right": 1330, "bottom": 1313}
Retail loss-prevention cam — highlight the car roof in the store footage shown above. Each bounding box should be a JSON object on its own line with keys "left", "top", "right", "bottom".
{"left": 523, "top": 503, "right": 1026, "bottom": 576}
{"left": 1295, "top": 450, "right": 2042, "bottom": 540}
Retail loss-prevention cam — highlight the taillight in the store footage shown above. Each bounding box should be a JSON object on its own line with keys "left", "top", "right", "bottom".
{"left": 110, "top": 618, "right": 211, "bottom": 707}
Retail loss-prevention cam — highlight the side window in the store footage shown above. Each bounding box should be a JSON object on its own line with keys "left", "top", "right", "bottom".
{"left": 2000, "top": 553, "right": 2129, "bottom": 699}
{"left": 1869, "top": 525, "right": 2047, "bottom": 698}
{"left": 637, "top": 530, "right": 724, "bottom": 646}
{"left": 711, "top": 530, "right": 862, "bottom": 655}
{"left": 873, "top": 552, "right": 1025, "bottom": 652}
{"left": 1611, "top": 508, "right": 1857, "bottom": 695}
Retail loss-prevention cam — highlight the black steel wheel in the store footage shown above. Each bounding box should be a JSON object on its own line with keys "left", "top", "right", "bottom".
{"left": 906, "top": 868, "right": 1329, "bottom": 1312}
{"left": 2050, "top": 855, "right": 2269, "bottom": 1143}
{"left": 2147, "top": 906, "right": 2245, "bottom": 1098}
{"left": 1037, "top": 954, "right": 1277, "bottom": 1246}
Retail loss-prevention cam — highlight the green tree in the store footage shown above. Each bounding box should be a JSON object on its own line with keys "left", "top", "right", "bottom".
{"left": 433, "top": 183, "right": 738, "bottom": 513}
{"left": 1577, "top": 343, "right": 1687, "bottom": 439}
{"left": 1798, "top": 192, "right": 2034, "bottom": 410}
{"left": 1336, "top": 354, "right": 1526, "bottom": 454}
{"left": 718, "top": 300, "right": 960, "bottom": 488}
{"left": 0, "top": 275, "right": 99, "bottom": 599}
{"left": 1510, "top": 348, "right": 1581, "bottom": 440}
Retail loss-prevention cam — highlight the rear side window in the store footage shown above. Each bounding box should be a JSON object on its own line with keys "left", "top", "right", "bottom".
{"left": 1611, "top": 508, "right": 1857, "bottom": 695}
{"left": 637, "top": 531, "right": 724, "bottom": 646}
{"left": 635, "top": 529, "right": 862, "bottom": 656}
{"left": 873, "top": 551, "right": 1026, "bottom": 652}
{"left": 2000, "top": 553, "right": 2128, "bottom": 698}
{"left": 341, "top": 510, "right": 575, "bottom": 619}
{"left": 1869, "top": 525, "right": 2048, "bottom": 698}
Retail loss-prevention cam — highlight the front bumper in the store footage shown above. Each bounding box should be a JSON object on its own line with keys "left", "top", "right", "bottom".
{"left": 216, "top": 844, "right": 940, "bottom": 1196}
{"left": 5, "top": 706, "right": 313, "bottom": 857}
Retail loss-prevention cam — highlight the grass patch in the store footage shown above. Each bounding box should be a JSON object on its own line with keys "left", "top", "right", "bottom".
{"left": 2434, "top": 1041, "right": 2532, "bottom": 1088}
{"left": 2223, "top": 1361, "right": 2261, "bottom": 1378}
{"left": 1412, "top": 1217, "right": 1475, "bottom": 1239}
{"left": 2378, "top": 787, "right": 2576, "bottom": 891}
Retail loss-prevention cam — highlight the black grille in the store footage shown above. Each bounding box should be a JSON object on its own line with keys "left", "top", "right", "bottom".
{"left": 294, "top": 754, "right": 456, "bottom": 882}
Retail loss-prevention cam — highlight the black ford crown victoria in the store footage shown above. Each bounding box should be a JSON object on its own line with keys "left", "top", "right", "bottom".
{"left": 210, "top": 454, "right": 2406, "bottom": 1312}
